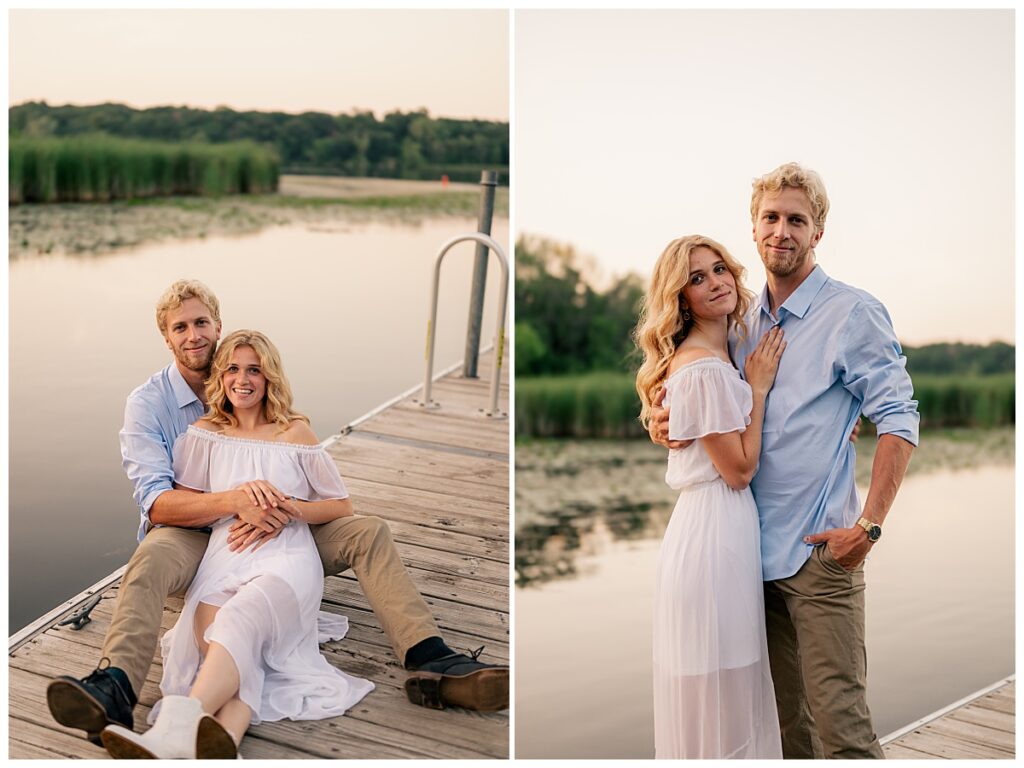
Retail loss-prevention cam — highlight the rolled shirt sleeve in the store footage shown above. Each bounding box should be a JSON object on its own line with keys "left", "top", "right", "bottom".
{"left": 119, "top": 365, "right": 206, "bottom": 541}
{"left": 120, "top": 392, "right": 175, "bottom": 540}
{"left": 734, "top": 266, "right": 919, "bottom": 581}
{"left": 837, "top": 300, "right": 920, "bottom": 447}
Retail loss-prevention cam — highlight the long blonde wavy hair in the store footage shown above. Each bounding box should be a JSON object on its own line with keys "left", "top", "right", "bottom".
{"left": 204, "top": 330, "right": 309, "bottom": 433}
{"left": 634, "top": 235, "right": 753, "bottom": 429}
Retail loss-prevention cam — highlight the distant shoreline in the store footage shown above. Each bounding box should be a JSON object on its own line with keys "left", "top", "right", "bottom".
{"left": 8, "top": 175, "right": 509, "bottom": 258}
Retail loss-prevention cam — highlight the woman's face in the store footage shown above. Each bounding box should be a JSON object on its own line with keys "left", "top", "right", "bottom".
{"left": 681, "top": 246, "right": 738, "bottom": 321}
{"left": 222, "top": 345, "right": 267, "bottom": 412}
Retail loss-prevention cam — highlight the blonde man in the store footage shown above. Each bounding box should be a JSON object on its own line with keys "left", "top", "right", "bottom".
{"left": 47, "top": 280, "right": 508, "bottom": 751}
{"left": 651, "top": 164, "right": 918, "bottom": 758}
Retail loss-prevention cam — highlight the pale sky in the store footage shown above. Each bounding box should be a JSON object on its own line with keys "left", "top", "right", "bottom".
{"left": 516, "top": 10, "right": 1014, "bottom": 345}
{"left": 9, "top": 9, "right": 508, "bottom": 120}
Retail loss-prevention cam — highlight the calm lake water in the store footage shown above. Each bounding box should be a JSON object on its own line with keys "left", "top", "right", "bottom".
{"left": 515, "top": 443, "right": 1013, "bottom": 758}
{"left": 9, "top": 215, "right": 508, "bottom": 633}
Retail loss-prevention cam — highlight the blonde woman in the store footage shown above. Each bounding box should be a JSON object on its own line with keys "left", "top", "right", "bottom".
{"left": 102, "top": 331, "right": 373, "bottom": 759}
{"left": 636, "top": 236, "right": 784, "bottom": 759}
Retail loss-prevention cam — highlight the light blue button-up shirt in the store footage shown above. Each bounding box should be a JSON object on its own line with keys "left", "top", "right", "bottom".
{"left": 119, "top": 363, "right": 207, "bottom": 541}
{"left": 730, "top": 265, "right": 919, "bottom": 582}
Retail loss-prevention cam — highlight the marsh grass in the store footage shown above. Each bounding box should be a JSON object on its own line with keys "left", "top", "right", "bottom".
{"left": 120, "top": 188, "right": 507, "bottom": 217}
{"left": 516, "top": 373, "right": 646, "bottom": 438}
{"left": 516, "top": 372, "right": 1015, "bottom": 438}
{"left": 10, "top": 135, "right": 278, "bottom": 203}
{"left": 267, "top": 192, "right": 489, "bottom": 215}
{"left": 912, "top": 373, "right": 1014, "bottom": 428}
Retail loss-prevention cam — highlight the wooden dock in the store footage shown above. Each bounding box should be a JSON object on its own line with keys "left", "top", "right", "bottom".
{"left": 882, "top": 677, "right": 1014, "bottom": 759}
{"left": 9, "top": 351, "right": 509, "bottom": 759}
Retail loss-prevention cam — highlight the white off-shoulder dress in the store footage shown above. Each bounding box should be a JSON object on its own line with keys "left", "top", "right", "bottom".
{"left": 152, "top": 426, "right": 375, "bottom": 726}
{"left": 652, "top": 357, "right": 781, "bottom": 759}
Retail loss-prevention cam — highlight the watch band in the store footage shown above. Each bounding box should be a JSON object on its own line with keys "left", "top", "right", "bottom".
{"left": 856, "top": 517, "right": 882, "bottom": 542}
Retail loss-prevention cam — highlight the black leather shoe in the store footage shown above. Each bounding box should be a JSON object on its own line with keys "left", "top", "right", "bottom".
{"left": 404, "top": 646, "right": 509, "bottom": 712}
{"left": 46, "top": 658, "right": 136, "bottom": 745}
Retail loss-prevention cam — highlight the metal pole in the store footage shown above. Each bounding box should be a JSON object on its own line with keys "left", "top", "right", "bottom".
{"left": 488, "top": 261, "right": 510, "bottom": 418}
{"left": 462, "top": 170, "right": 498, "bottom": 378}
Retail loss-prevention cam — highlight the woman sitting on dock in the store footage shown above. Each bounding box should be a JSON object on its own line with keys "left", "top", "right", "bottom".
{"left": 101, "top": 330, "right": 374, "bottom": 759}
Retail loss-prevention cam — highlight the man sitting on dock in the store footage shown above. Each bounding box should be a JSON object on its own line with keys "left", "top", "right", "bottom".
{"left": 650, "top": 163, "right": 918, "bottom": 758}
{"left": 46, "top": 279, "right": 508, "bottom": 747}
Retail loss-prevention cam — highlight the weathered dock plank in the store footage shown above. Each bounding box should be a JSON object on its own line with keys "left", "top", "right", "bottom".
{"left": 334, "top": 452, "right": 509, "bottom": 503}
{"left": 882, "top": 679, "right": 1014, "bottom": 759}
{"left": 9, "top": 349, "right": 509, "bottom": 759}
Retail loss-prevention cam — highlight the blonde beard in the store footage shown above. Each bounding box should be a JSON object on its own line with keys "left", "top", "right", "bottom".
{"left": 761, "top": 243, "right": 814, "bottom": 278}
{"left": 175, "top": 343, "right": 217, "bottom": 374}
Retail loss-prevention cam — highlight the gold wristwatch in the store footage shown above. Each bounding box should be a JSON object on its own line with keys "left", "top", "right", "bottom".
{"left": 855, "top": 517, "right": 882, "bottom": 543}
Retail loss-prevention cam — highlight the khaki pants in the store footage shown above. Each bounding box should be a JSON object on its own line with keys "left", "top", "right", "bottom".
{"left": 102, "top": 516, "right": 439, "bottom": 694}
{"left": 763, "top": 544, "right": 884, "bottom": 759}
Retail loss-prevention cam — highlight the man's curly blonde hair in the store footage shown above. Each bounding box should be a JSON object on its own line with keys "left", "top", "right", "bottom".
{"left": 750, "top": 162, "right": 830, "bottom": 233}
{"left": 155, "top": 279, "right": 221, "bottom": 337}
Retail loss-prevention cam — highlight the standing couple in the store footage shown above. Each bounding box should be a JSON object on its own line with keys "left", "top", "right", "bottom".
{"left": 46, "top": 280, "right": 509, "bottom": 758}
{"left": 637, "top": 163, "right": 919, "bottom": 759}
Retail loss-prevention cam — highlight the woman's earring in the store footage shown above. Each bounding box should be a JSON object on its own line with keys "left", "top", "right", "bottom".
{"left": 682, "top": 308, "right": 691, "bottom": 323}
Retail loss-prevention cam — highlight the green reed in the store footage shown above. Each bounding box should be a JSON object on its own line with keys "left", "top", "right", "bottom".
{"left": 516, "top": 372, "right": 1015, "bottom": 439}
{"left": 912, "top": 373, "right": 1015, "bottom": 429}
{"left": 516, "top": 373, "right": 646, "bottom": 439}
{"left": 9, "top": 135, "right": 279, "bottom": 204}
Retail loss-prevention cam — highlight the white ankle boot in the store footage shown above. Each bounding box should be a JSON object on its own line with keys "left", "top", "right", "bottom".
{"left": 101, "top": 694, "right": 236, "bottom": 759}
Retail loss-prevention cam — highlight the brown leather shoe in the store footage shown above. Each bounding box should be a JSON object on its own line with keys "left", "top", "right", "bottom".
{"left": 404, "top": 647, "right": 509, "bottom": 712}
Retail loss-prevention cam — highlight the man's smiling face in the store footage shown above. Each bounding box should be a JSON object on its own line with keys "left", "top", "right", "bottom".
{"left": 163, "top": 297, "right": 221, "bottom": 373}
{"left": 752, "top": 186, "right": 824, "bottom": 279}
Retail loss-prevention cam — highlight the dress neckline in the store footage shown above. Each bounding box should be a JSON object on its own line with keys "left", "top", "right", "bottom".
{"left": 665, "top": 355, "right": 737, "bottom": 383}
{"left": 186, "top": 424, "right": 325, "bottom": 452}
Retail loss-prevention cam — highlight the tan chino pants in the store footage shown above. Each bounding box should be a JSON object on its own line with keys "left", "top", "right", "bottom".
{"left": 102, "top": 515, "right": 439, "bottom": 695}
{"left": 763, "top": 543, "right": 884, "bottom": 759}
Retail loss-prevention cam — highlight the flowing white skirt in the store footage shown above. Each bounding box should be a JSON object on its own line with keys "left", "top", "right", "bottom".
{"left": 153, "top": 518, "right": 374, "bottom": 725}
{"left": 653, "top": 478, "right": 781, "bottom": 759}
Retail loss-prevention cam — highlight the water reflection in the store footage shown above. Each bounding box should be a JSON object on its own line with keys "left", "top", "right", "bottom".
{"left": 516, "top": 440, "right": 678, "bottom": 587}
{"left": 517, "top": 503, "right": 665, "bottom": 586}
{"left": 10, "top": 216, "right": 508, "bottom": 631}
{"left": 514, "top": 431, "right": 1014, "bottom": 588}
{"left": 514, "top": 435, "right": 1014, "bottom": 758}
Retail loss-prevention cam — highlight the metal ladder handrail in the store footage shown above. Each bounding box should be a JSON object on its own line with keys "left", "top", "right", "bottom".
{"left": 420, "top": 233, "right": 509, "bottom": 417}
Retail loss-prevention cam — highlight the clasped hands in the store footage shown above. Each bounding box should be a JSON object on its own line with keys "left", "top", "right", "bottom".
{"left": 228, "top": 480, "right": 300, "bottom": 553}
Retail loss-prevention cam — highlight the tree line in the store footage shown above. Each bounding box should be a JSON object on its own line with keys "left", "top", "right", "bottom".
{"left": 9, "top": 101, "right": 508, "bottom": 183}
{"left": 515, "top": 237, "right": 1014, "bottom": 377}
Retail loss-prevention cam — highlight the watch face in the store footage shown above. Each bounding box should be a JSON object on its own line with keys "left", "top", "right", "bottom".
{"left": 867, "top": 525, "right": 882, "bottom": 542}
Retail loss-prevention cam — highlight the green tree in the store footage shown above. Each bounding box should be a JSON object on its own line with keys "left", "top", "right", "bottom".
{"left": 516, "top": 236, "right": 644, "bottom": 375}
{"left": 515, "top": 321, "right": 548, "bottom": 374}
{"left": 8, "top": 101, "right": 509, "bottom": 182}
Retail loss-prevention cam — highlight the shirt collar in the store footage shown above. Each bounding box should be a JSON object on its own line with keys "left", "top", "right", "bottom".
{"left": 167, "top": 362, "right": 202, "bottom": 410}
{"left": 757, "top": 264, "right": 829, "bottom": 320}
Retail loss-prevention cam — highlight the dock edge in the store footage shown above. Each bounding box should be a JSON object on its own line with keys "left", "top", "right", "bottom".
{"left": 879, "top": 674, "right": 1016, "bottom": 746}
